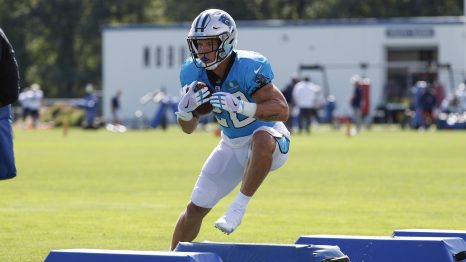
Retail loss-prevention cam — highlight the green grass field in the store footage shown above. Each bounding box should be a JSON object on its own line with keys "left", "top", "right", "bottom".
{"left": 1, "top": 126, "right": 465, "bottom": 261}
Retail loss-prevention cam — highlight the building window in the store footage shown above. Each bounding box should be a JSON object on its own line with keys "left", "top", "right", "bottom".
{"left": 180, "top": 46, "right": 187, "bottom": 65}
{"left": 156, "top": 46, "right": 162, "bottom": 67}
{"left": 143, "top": 46, "right": 150, "bottom": 67}
{"left": 168, "top": 45, "right": 174, "bottom": 67}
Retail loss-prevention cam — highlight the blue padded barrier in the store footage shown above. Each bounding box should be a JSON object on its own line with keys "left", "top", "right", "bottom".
{"left": 394, "top": 229, "right": 466, "bottom": 242}
{"left": 175, "top": 241, "right": 349, "bottom": 262}
{"left": 296, "top": 235, "right": 466, "bottom": 262}
{"left": 44, "top": 249, "right": 222, "bottom": 262}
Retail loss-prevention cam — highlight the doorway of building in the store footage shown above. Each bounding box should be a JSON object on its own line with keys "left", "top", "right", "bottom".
{"left": 385, "top": 46, "right": 438, "bottom": 103}
{"left": 374, "top": 46, "right": 439, "bottom": 125}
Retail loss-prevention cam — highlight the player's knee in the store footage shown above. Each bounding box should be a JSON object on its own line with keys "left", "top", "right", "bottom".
{"left": 252, "top": 131, "right": 275, "bottom": 155}
{"left": 185, "top": 202, "right": 210, "bottom": 220}
{"left": 191, "top": 174, "right": 219, "bottom": 208}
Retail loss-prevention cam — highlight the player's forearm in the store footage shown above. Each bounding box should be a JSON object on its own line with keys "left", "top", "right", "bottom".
{"left": 254, "top": 99, "right": 289, "bottom": 122}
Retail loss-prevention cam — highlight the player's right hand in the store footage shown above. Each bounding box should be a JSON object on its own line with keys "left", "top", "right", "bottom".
{"left": 177, "top": 81, "right": 211, "bottom": 114}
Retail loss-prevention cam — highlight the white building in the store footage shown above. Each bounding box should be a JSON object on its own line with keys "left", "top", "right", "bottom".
{"left": 103, "top": 16, "right": 466, "bottom": 123}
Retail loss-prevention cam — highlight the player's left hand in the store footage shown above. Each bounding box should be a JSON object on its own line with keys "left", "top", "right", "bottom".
{"left": 209, "top": 92, "right": 242, "bottom": 113}
{"left": 177, "top": 81, "right": 211, "bottom": 113}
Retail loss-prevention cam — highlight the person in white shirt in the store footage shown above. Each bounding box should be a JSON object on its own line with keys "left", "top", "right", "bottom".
{"left": 18, "top": 87, "right": 31, "bottom": 123}
{"left": 292, "top": 76, "right": 319, "bottom": 134}
{"left": 27, "top": 83, "right": 43, "bottom": 128}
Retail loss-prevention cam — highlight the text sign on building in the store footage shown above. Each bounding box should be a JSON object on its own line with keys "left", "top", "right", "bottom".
{"left": 386, "top": 27, "right": 434, "bottom": 38}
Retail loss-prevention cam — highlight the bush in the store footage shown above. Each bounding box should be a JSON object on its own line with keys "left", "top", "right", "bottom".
{"left": 40, "top": 102, "right": 85, "bottom": 127}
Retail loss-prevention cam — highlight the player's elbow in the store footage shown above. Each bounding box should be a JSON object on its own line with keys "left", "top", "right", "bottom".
{"left": 278, "top": 101, "right": 289, "bottom": 122}
{"left": 281, "top": 111, "right": 289, "bottom": 123}
{"left": 257, "top": 100, "right": 289, "bottom": 122}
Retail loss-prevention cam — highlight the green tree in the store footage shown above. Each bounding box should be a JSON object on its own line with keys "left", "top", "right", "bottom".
{"left": 1, "top": 0, "right": 463, "bottom": 98}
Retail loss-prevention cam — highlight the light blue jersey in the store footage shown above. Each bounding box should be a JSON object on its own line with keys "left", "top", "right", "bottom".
{"left": 180, "top": 50, "right": 276, "bottom": 139}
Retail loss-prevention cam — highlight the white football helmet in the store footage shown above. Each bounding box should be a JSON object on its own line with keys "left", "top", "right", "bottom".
{"left": 187, "top": 9, "right": 237, "bottom": 70}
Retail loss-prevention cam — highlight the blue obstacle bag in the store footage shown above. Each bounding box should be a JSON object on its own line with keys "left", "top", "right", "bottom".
{"left": 175, "top": 242, "right": 350, "bottom": 262}
{"left": 0, "top": 105, "right": 16, "bottom": 180}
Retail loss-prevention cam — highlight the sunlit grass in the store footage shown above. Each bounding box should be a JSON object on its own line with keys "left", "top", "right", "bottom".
{"left": 1, "top": 126, "right": 465, "bottom": 261}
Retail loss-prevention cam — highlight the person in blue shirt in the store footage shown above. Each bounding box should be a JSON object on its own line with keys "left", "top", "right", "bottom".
{"left": 171, "top": 9, "right": 291, "bottom": 250}
{"left": 111, "top": 89, "right": 122, "bottom": 125}
{"left": 79, "top": 84, "right": 99, "bottom": 129}
{"left": 349, "top": 75, "right": 363, "bottom": 133}
{"left": 419, "top": 85, "right": 437, "bottom": 129}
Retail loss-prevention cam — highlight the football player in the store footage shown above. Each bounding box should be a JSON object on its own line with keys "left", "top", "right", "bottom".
{"left": 171, "top": 9, "right": 290, "bottom": 250}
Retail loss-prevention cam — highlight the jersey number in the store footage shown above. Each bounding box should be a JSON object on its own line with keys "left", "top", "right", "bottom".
{"left": 213, "top": 92, "right": 255, "bottom": 128}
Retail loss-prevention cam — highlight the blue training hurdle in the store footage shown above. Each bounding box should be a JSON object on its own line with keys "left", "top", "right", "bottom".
{"left": 296, "top": 235, "right": 466, "bottom": 262}
{"left": 175, "top": 241, "right": 350, "bottom": 262}
{"left": 393, "top": 229, "right": 466, "bottom": 242}
{"left": 44, "top": 249, "right": 222, "bottom": 262}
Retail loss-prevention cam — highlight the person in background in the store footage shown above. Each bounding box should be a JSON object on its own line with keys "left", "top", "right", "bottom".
{"left": 282, "top": 73, "right": 299, "bottom": 132}
{"left": 349, "top": 75, "right": 363, "bottom": 134}
{"left": 153, "top": 88, "right": 170, "bottom": 130}
{"left": 433, "top": 81, "right": 445, "bottom": 109}
{"left": 106, "top": 88, "right": 127, "bottom": 132}
{"left": 441, "top": 81, "right": 466, "bottom": 114}
{"left": 311, "top": 84, "right": 325, "bottom": 124}
{"left": 323, "top": 94, "right": 337, "bottom": 127}
{"left": 80, "top": 83, "right": 99, "bottom": 129}
{"left": 457, "top": 80, "right": 466, "bottom": 112}
{"left": 0, "top": 27, "right": 20, "bottom": 180}
{"left": 419, "top": 84, "right": 437, "bottom": 129}
{"left": 292, "top": 76, "right": 316, "bottom": 134}
{"left": 18, "top": 87, "right": 31, "bottom": 126}
{"left": 28, "top": 83, "right": 43, "bottom": 128}
{"left": 111, "top": 89, "right": 122, "bottom": 125}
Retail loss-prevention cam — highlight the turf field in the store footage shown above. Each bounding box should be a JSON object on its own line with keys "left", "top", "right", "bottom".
{"left": 1, "top": 126, "right": 465, "bottom": 261}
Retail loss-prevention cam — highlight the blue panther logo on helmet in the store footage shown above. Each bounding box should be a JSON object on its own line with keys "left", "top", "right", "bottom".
{"left": 219, "top": 14, "right": 232, "bottom": 29}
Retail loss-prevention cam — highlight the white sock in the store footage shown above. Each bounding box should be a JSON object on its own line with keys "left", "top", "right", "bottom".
{"left": 231, "top": 191, "right": 251, "bottom": 209}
